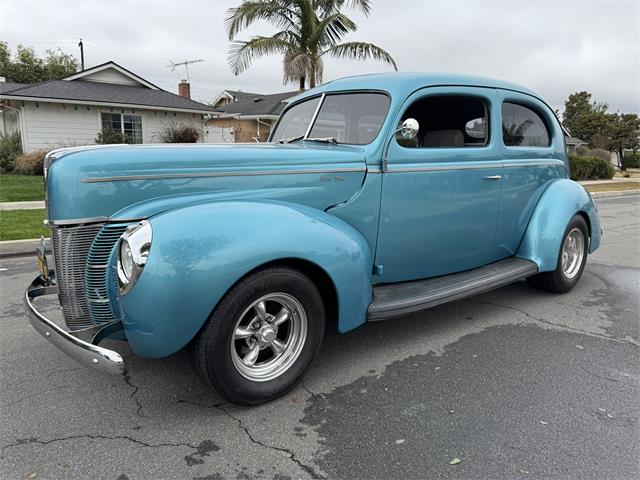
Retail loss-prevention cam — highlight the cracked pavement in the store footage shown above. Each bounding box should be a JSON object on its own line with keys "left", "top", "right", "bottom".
{"left": 1, "top": 195, "right": 638, "bottom": 480}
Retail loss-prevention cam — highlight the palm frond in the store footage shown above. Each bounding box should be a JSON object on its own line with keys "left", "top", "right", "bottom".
{"left": 225, "top": 1, "right": 299, "bottom": 40}
{"left": 283, "top": 50, "right": 313, "bottom": 84}
{"left": 310, "top": 12, "right": 358, "bottom": 47}
{"left": 228, "top": 36, "right": 294, "bottom": 75}
{"left": 313, "top": 0, "right": 371, "bottom": 16}
{"left": 323, "top": 41, "right": 397, "bottom": 70}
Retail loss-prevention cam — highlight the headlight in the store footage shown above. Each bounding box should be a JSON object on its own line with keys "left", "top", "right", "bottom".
{"left": 117, "top": 220, "right": 152, "bottom": 295}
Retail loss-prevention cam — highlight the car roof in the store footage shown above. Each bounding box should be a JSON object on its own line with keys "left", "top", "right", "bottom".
{"left": 288, "top": 72, "right": 541, "bottom": 103}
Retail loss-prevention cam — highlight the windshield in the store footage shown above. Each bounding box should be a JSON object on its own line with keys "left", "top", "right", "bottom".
{"left": 270, "top": 92, "right": 390, "bottom": 145}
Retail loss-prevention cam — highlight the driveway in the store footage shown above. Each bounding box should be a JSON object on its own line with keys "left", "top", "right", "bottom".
{"left": 1, "top": 195, "right": 638, "bottom": 480}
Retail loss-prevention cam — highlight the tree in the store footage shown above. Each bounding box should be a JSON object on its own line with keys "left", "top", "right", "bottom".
{"left": 226, "top": 0, "right": 397, "bottom": 90}
{"left": 0, "top": 42, "right": 79, "bottom": 83}
{"left": 562, "top": 91, "right": 610, "bottom": 144}
{"left": 608, "top": 113, "right": 640, "bottom": 168}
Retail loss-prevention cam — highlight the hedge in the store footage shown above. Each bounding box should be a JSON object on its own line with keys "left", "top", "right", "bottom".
{"left": 622, "top": 154, "right": 640, "bottom": 169}
{"left": 569, "top": 156, "right": 615, "bottom": 181}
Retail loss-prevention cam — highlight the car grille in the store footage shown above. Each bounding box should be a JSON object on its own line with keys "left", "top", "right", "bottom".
{"left": 85, "top": 224, "right": 130, "bottom": 324}
{"left": 51, "top": 222, "right": 130, "bottom": 330}
{"left": 51, "top": 223, "right": 105, "bottom": 329}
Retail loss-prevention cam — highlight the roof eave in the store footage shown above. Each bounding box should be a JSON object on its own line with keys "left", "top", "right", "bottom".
{"left": 0, "top": 94, "right": 216, "bottom": 114}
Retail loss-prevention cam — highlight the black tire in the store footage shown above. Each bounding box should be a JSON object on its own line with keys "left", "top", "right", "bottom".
{"left": 526, "top": 214, "right": 589, "bottom": 293}
{"left": 191, "top": 267, "right": 325, "bottom": 405}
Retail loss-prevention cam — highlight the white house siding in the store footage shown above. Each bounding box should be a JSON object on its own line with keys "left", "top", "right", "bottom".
{"left": 78, "top": 70, "right": 140, "bottom": 86}
{"left": 20, "top": 101, "right": 100, "bottom": 152}
{"left": 19, "top": 101, "right": 205, "bottom": 152}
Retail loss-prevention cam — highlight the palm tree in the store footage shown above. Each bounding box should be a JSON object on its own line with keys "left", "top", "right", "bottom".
{"left": 226, "top": 0, "right": 397, "bottom": 90}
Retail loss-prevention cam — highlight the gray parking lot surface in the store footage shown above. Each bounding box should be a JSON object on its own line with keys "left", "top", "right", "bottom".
{"left": 1, "top": 196, "right": 638, "bottom": 480}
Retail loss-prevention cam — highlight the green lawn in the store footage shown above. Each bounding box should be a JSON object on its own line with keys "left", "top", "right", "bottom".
{"left": 0, "top": 209, "right": 48, "bottom": 241}
{"left": 0, "top": 174, "right": 45, "bottom": 202}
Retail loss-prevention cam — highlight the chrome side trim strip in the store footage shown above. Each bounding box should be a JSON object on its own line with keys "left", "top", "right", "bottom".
{"left": 378, "top": 160, "right": 566, "bottom": 174}
{"left": 48, "top": 217, "right": 145, "bottom": 226}
{"left": 388, "top": 163, "right": 501, "bottom": 173}
{"left": 81, "top": 167, "right": 365, "bottom": 183}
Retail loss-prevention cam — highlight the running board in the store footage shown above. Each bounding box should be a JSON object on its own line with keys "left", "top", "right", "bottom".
{"left": 367, "top": 258, "right": 538, "bottom": 321}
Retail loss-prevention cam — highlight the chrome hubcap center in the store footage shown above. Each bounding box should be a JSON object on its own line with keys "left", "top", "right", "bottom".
{"left": 259, "top": 325, "right": 276, "bottom": 343}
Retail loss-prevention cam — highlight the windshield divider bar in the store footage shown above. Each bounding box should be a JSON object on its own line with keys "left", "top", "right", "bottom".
{"left": 304, "top": 93, "right": 325, "bottom": 140}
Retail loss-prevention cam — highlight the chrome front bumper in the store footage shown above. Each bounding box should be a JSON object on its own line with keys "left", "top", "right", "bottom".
{"left": 24, "top": 273, "right": 125, "bottom": 375}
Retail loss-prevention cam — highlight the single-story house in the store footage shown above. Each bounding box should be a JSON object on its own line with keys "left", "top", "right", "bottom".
{"left": 206, "top": 90, "right": 297, "bottom": 143}
{"left": 565, "top": 136, "right": 588, "bottom": 153}
{"left": 0, "top": 61, "right": 218, "bottom": 153}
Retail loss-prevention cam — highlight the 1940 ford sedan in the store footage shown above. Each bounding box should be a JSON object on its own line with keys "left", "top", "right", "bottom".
{"left": 25, "top": 73, "right": 601, "bottom": 405}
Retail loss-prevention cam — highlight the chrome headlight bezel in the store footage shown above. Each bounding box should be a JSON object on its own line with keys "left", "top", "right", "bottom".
{"left": 117, "top": 220, "right": 152, "bottom": 295}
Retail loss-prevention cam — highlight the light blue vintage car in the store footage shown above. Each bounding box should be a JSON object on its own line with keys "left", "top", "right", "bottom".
{"left": 25, "top": 73, "right": 601, "bottom": 404}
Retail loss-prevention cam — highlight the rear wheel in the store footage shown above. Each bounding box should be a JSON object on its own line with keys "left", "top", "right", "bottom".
{"left": 526, "top": 214, "right": 589, "bottom": 293}
{"left": 191, "top": 267, "right": 325, "bottom": 405}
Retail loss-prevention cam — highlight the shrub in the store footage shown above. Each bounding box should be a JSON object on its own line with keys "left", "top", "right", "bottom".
{"left": 569, "top": 155, "right": 615, "bottom": 181}
{"left": 14, "top": 149, "right": 49, "bottom": 175}
{"left": 584, "top": 148, "right": 611, "bottom": 163}
{"left": 575, "top": 145, "right": 588, "bottom": 156}
{"left": 158, "top": 122, "right": 200, "bottom": 143}
{"left": 95, "top": 128, "right": 131, "bottom": 144}
{"left": 622, "top": 153, "right": 640, "bottom": 169}
{"left": 0, "top": 131, "right": 23, "bottom": 173}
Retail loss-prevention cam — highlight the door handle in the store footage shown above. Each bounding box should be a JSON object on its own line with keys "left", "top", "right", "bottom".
{"left": 483, "top": 175, "right": 502, "bottom": 180}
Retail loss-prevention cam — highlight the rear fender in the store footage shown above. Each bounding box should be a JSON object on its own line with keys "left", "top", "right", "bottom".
{"left": 517, "top": 179, "right": 601, "bottom": 272}
{"left": 119, "top": 201, "right": 372, "bottom": 358}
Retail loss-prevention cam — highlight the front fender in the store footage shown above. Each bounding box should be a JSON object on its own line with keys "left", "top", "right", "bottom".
{"left": 119, "top": 201, "right": 372, "bottom": 358}
{"left": 517, "top": 179, "right": 601, "bottom": 272}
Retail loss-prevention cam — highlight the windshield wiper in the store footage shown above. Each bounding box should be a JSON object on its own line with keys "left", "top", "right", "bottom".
{"left": 278, "top": 135, "right": 304, "bottom": 144}
{"left": 304, "top": 137, "right": 338, "bottom": 144}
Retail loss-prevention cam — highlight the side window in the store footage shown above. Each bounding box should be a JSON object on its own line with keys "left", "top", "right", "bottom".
{"left": 397, "top": 95, "right": 489, "bottom": 148}
{"left": 502, "top": 102, "right": 550, "bottom": 147}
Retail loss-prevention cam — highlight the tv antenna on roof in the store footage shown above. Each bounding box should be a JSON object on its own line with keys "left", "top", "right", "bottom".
{"left": 167, "top": 59, "right": 204, "bottom": 82}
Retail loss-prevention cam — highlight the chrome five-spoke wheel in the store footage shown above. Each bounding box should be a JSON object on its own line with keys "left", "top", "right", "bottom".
{"left": 560, "top": 227, "right": 585, "bottom": 279}
{"left": 231, "top": 293, "right": 308, "bottom": 382}
{"left": 191, "top": 267, "right": 325, "bottom": 405}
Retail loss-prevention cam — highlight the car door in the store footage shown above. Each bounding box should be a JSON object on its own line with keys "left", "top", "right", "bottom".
{"left": 374, "top": 86, "right": 505, "bottom": 283}
{"left": 494, "top": 90, "right": 568, "bottom": 257}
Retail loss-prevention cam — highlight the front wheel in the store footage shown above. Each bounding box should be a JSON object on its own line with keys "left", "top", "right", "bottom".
{"left": 526, "top": 214, "right": 589, "bottom": 293}
{"left": 191, "top": 267, "right": 325, "bottom": 405}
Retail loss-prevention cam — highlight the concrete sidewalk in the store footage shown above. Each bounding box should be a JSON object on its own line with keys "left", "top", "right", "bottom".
{"left": 0, "top": 201, "right": 44, "bottom": 211}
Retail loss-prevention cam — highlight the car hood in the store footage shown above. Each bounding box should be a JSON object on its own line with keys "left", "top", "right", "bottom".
{"left": 46, "top": 143, "right": 368, "bottom": 222}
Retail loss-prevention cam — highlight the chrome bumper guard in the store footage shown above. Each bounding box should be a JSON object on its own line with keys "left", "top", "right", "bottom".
{"left": 24, "top": 272, "right": 125, "bottom": 375}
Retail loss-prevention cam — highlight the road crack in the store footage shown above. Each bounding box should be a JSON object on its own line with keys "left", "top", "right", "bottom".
{"left": 123, "top": 368, "right": 147, "bottom": 418}
{"left": 465, "top": 299, "right": 640, "bottom": 347}
{"left": 579, "top": 365, "right": 638, "bottom": 388}
{"left": 216, "top": 404, "right": 325, "bottom": 479}
{"left": 2, "top": 434, "right": 198, "bottom": 452}
{"left": 1, "top": 386, "right": 67, "bottom": 409}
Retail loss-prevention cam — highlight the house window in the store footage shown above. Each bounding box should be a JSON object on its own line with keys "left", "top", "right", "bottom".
{"left": 101, "top": 112, "right": 143, "bottom": 143}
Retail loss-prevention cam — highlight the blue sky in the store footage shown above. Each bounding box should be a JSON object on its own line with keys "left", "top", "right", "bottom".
{"left": 2, "top": 0, "right": 638, "bottom": 113}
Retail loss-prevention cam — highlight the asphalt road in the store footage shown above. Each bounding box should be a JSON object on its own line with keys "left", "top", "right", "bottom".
{"left": 1, "top": 195, "right": 638, "bottom": 480}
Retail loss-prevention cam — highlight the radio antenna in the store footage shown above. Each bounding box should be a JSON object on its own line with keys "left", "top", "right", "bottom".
{"left": 166, "top": 59, "right": 204, "bottom": 82}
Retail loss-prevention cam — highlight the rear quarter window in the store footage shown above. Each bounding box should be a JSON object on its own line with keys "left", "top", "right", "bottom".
{"left": 502, "top": 102, "right": 550, "bottom": 147}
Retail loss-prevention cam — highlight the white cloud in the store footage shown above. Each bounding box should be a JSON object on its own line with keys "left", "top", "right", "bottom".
{"left": 2, "top": 0, "right": 638, "bottom": 111}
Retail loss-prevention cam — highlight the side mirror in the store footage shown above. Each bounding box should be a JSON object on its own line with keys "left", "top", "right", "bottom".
{"left": 396, "top": 118, "right": 419, "bottom": 140}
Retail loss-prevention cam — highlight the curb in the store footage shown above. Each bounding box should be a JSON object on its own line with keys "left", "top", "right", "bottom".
{"left": 0, "top": 238, "right": 51, "bottom": 259}
{"left": 589, "top": 189, "right": 640, "bottom": 199}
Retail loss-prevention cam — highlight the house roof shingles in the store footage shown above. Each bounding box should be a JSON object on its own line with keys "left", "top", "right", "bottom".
{"left": 1, "top": 79, "right": 217, "bottom": 113}
{"left": 219, "top": 91, "right": 298, "bottom": 116}
{"left": 0, "top": 82, "right": 27, "bottom": 93}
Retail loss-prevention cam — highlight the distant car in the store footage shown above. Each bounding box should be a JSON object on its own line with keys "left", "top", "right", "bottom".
{"left": 25, "top": 73, "right": 601, "bottom": 405}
